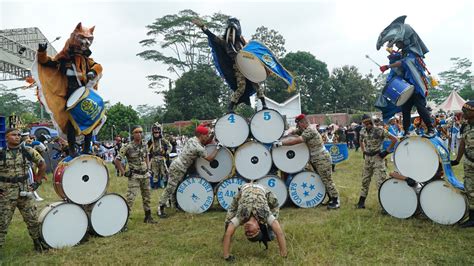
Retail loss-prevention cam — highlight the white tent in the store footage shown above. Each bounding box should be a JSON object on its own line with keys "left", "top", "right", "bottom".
{"left": 435, "top": 90, "right": 466, "bottom": 112}
{"left": 255, "top": 93, "right": 301, "bottom": 126}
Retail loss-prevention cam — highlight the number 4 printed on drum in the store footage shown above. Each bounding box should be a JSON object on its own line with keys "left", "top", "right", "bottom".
{"left": 228, "top": 114, "right": 235, "bottom": 124}
{"left": 263, "top": 111, "right": 271, "bottom": 121}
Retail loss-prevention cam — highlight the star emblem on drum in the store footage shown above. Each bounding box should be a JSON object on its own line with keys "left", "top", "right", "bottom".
{"left": 303, "top": 191, "right": 309, "bottom": 197}
{"left": 309, "top": 184, "right": 315, "bottom": 191}
{"left": 191, "top": 193, "right": 200, "bottom": 203}
{"left": 301, "top": 182, "right": 308, "bottom": 189}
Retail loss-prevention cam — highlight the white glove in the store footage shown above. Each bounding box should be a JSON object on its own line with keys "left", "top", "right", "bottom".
{"left": 216, "top": 143, "right": 223, "bottom": 150}
{"left": 272, "top": 141, "right": 283, "bottom": 148}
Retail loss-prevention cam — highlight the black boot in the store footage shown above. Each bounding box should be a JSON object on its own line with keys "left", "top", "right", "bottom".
{"left": 460, "top": 210, "right": 474, "bottom": 228}
{"left": 157, "top": 205, "right": 168, "bottom": 218}
{"left": 425, "top": 126, "right": 435, "bottom": 138}
{"left": 356, "top": 196, "right": 366, "bottom": 209}
{"left": 144, "top": 210, "right": 157, "bottom": 224}
{"left": 259, "top": 97, "right": 268, "bottom": 110}
{"left": 33, "top": 238, "right": 48, "bottom": 253}
{"left": 227, "top": 101, "right": 236, "bottom": 114}
{"left": 327, "top": 197, "right": 340, "bottom": 210}
{"left": 82, "top": 133, "right": 92, "bottom": 154}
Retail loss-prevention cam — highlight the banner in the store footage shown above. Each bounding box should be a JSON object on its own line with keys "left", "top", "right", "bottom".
{"left": 429, "top": 137, "right": 464, "bottom": 190}
{"left": 325, "top": 143, "right": 349, "bottom": 164}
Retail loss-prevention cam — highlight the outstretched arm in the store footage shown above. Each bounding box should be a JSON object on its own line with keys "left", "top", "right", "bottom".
{"left": 270, "top": 220, "right": 287, "bottom": 257}
{"left": 223, "top": 222, "right": 236, "bottom": 259}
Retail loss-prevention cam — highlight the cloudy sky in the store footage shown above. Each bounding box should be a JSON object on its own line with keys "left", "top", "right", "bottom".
{"left": 1, "top": 0, "right": 472, "bottom": 108}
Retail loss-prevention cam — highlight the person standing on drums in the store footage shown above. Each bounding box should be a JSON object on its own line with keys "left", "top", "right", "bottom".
{"left": 36, "top": 23, "right": 103, "bottom": 156}
{"left": 274, "top": 114, "right": 340, "bottom": 209}
{"left": 158, "top": 125, "right": 220, "bottom": 218}
{"left": 115, "top": 126, "right": 156, "bottom": 225}
{"left": 451, "top": 100, "right": 474, "bottom": 228}
{"left": 377, "top": 16, "right": 435, "bottom": 137}
{"left": 192, "top": 17, "right": 267, "bottom": 113}
{"left": 223, "top": 182, "right": 287, "bottom": 261}
{"left": 148, "top": 123, "right": 171, "bottom": 189}
{"left": 0, "top": 128, "right": 47, "bottom": 253}
{"left": 356, "top": 114, "right": 397, "bottom": 209}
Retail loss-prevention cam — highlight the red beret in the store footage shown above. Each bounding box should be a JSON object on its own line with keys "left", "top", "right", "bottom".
{"left": 195, "top": 125, "right": 209, "bottom": 135}
{"left": 295, "top": 114, "right": 306, "bottom": 122}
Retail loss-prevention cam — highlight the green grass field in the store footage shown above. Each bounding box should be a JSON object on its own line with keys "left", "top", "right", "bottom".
{"left": 2, "top": 150, "right": 473, "bottom": 264}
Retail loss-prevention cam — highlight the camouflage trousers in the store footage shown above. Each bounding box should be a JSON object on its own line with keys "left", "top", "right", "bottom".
{"left": 464, "top": 161, "right": 474, "bottom": 210}
{"left": 151, "top": 157, "right": 168, "bottom": 181}
{"left": 159, "top": 165, "right": 186, "bottom": 207}
{"left": 360, "top": 155, "right": 387, "bottom": 198}
{"left": 230, "top": 63, "right": 264, "bottom": 103}
{"left": 126, "top": 175, "right": 151, "bottom": 213}
{"left": 0, "top": 184, "right": 40, "bottom": 247}
{"left": 310, "top": 151, "right": 339, "bottom": 198}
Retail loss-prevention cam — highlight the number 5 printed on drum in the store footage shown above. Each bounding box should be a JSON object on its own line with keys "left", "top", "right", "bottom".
{"left": 263, "top": 111, "right": 271, "bottom": 121}
{"left": 227, "top": 114, "right": 235, "bottom": 124}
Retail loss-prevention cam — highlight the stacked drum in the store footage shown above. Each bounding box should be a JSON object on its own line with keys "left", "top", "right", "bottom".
{"left": 39, "top": 154, "right": 128, "bottom": 249}
{"left": 379, "top": 136, "right": 468, "bottom": 225}
{"left": 176, "top": 109, "right": 327, "bottom": 213}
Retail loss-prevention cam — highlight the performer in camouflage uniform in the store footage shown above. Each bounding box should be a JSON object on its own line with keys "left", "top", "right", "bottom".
{"left": 451, "top": 100, "right": 474, "bottom": 228}
{"left": 147, "top": 123, "right": 170, "bottom": 189}
{"left": 0, "top": 128, "right": 47, "bottom": 252}
{"left": 158, "top": 125, "right": 219, "bottom": 218}
{"left": 223, "top": 182, "right": 287, "bottom": 261}
{"left": 275, "top": 114, "right": 340, "bottom": 209}
{"left": 356, "top": 114, "right": 397, "bottom": 209}
{"left": 115, "top": 125, "right": 156, "bottom": 224}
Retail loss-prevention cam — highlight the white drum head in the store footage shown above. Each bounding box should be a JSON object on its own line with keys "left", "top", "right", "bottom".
{"left": 62, "top": 155, "right": 109, "bottom": 204}
{"left": 234, "top": 142, "right": 272, "bottom": 180}
{"left": 288, "top": 171, "right": 326, "bottom": 208}
{"left": 272, "top": 142, "right": 310, "bottom": 174}
{"left": 216, "top": 177, "right": 248, "bottom": 210}
{"left": 419, "top": 180, "right": 467, "bottom": 225}
{"left": 378, "top": 178, "right": 418, "bottom": 219}
{"left": 215, "top": 113, "right": 249, "bottom": 148}
{"left": 66, "top": 86, "right": 86, "bottom": 108}
{"left": 396, "top": 85, "right": 414, "bottom": 106}
{"left": 39, "top": 202, "right": 88, "bottom": 249}
{"left": 196, "top": 145, "right": 233, "bottom": 183}
{"left": 256, "top": 176, "right": 288, "bottom": 208}
{"left": 394, "top": 137, "right": 439, "bottom": 183}
{"left": 91, "top": 194, "right": 129, "bottom": 237}
{"left": 176, "top": 177, "right": 214, "bottom": 213}
{"left": 236, "top": 52, "right": 267, "bottom": 83}
{"left": 250, "top": 109, "right": 285, "bottom": 144}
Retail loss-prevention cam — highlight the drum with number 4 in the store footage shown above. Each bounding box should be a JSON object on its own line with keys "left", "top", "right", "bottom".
{"left": 215, "top": 113, "right": 249, "bottom": 148}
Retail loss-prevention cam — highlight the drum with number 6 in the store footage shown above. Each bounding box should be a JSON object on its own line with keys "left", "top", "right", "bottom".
{"left": 256, "top": 175, "right": 288, "bottom": 208}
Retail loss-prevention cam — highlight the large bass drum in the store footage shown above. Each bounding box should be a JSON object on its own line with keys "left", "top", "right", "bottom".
{"left": 378, "top": 178, "right": 419, "bottom": 219}
{"left": 89, "top": 193, "right": 129, "bottom": 237}
{"left": 256, "top": 175, "right": 288, "bottom": 208}
{"left": 272, "top": 142, "right": 310, "bottom": 174}
{"left": 53, "top": 155, "right": 109, "bottom": 205}
{"left": 216, "top": 177, "right": 248, "bottom": 210}
{"left": 214, "top": 113, "right": 249, "bottom": 148}
{"left": 176, "top": 177, "right": 214, "bottom": 214}
{"left": 288, "top": 171, "right": 326, "bottom": 208}
{"left": 196, "top": 144, "right": 233, "bottom": 183}
{"left": 250, "top": 109, "right": 285, "bottom": 144}
{"left": 234, "top": 141, "right": 272, "bottom": 180}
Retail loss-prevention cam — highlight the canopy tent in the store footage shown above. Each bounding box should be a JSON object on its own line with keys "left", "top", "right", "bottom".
{"left": 435, "top": 90, "right": 466, "bottom": 112}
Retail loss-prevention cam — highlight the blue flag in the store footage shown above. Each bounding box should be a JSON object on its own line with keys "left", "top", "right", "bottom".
{"left": 325, "top": 143, "right": 349, "bottom": 164}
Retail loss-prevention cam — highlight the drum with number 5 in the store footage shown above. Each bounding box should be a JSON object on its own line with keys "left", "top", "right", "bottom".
{"left": 250, "top": 109, "right": 285, "bottom": 144}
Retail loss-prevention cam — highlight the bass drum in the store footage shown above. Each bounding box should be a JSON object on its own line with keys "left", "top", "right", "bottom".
{"left": 250, "top": 109, "right": 285, "bottom": 144}
{"left": 419, "top": 180, "right": 468, "bottom": 225}
{"left": 256, "top": 175, "right": 288, "bottom": 208}
{"left": 234, "top": 141, "right": 272, "bottom": 180}
{"left": 288, "top": 171, "right": 326, "bottom": 208}
{"left": 89, "top": 193, "right": 129, "bottom": 237}
{"left": 216, "top": 177, "right": 248, "bottom": 210}
{"left": 272, "top": 142, "right": 310, "bottom": 174}
{"left": 54, "top": 155, "right": 109, "bottom": 205}
{"left": 378, "top": 178, "right": 419, "bottom": 219}
{"left": 176, "top": 177, "right": 214, "bottom": 214}
{"left": 196, "top": 144, "right": 234, "bottom": 183}
{"left": 214, "top": 113, "right": 249, "bottom": 148}
{"left": 39, "top": 201, "right": 88, "bottom": 249}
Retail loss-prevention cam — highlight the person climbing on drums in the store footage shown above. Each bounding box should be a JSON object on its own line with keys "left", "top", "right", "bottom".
{"left": 192, "top": 17, "right": 268, "bottom": 113}
{"left": 223, "top": 182, "right": 287, "bottom": 261}
{"left": 158, "top": 125, "right": 220, "bottom": 218}
{"left": 274, "top": 114, "right": 341, "bottom": 209}
{"left": 376, "top": 16, "right": 435, "bottom": 137}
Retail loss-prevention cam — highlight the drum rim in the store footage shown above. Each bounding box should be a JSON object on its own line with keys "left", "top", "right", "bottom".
{"left": 249, "top": 108, "right": 285, "bottom": 143}
{"left": 271, "top": 142, "right": 310, "bottom": 174}
{"left": 256, "top": 175, "right": 289, "bottom": 208}
{"left": 176, "top": 177, "right": 215, "bottom": 213}
{"left": 234, "top": 141, "right": 272, "bottom": 180}
{"left": 66, "top": 86, "right": 88, "bottom": 109}
{"left": 418, "top": 179, "right": 468, "bottom": 225}
{"left": 195, "top": 144, "right": 234, "bottom": 183}
{"left": 288, "top": 171, "right": 326, "bottom": 208}
{"left": 377, "top": 178, "right": 419, "bottom": 219}
{"left": 89, "top": 193, "right": 129, "bottom": 237}
{"left": 39, "top": 201, "right": 88, "bottom": 248}
{"left": 214, "top": 113, "right": 250, "bottom": 148}
{"left": 216, "top": 177, "right": 248, "bottom": 210}
{"left": 236, "top": 50, "right": 267, "bottom": 83}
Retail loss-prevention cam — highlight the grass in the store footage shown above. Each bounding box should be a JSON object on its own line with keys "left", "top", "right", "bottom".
{"left": 1, "top": 150, "right": 473, "bottom": 264}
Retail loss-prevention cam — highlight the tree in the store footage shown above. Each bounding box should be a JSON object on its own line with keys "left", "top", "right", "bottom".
{"left": 0, "top": 90, "right": 41, "bottom": 124}
{"left": 98, "top": 103, "right": 140, "bottom": 140}
{"left": 251, "top": 26, "right": 287, "bottom": 58}
{"left": 136, "top": 104, "right": 166, "bottom": 129}
{"left": 428, "top": 57, "right": 472, "bottom": 103}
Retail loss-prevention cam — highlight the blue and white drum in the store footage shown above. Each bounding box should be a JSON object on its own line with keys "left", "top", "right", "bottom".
{"left": 214, "top": 113, "right": 249, "bottom": 148}
{"left": 419, "top": 180, "right": 468, "bottom": 225}
{"left": 288, "top": 171, "right": 326, "bottom": 208}
{"left": 256, "top": 175, "right": 288, "bottom": 208}
{"left": 378, "top": 178, "right": 419, "bottom": 219}
{"left": 272, "top": 142, "right": 309, "bottom": 174}
{"left": 234, "top": 141, "right": 272, "bottom": 180}
{"left": 196, "top": 144, "right": 234, "bottom": 183}
{"left": 176, "top": 177, "right": 214, "bottom": 214}
{"left": 216, "top": 177, "right": 248, "bottom": 210}
{"left": 383, "top": 77, "right": 414, "bottom": 106}
{"left": 250, "top": 109, "right": 285, "bottom": 144}
{"left": 66, "top": 86, "right": 105, "bottom": 135}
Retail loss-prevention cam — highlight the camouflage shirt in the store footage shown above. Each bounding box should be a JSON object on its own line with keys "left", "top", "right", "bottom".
{"left": 225, "top": 183, "right": 279, "bottom": 226}
{"left": 0, "top": 146, "right": 44, "bottom": 182}
{"left": 116, "top": 141, "right": 148, "bottom": 172}
{"left": 462, "top": 122, "right": 474, "bottom": 166}
{"left": 297, "top": 127, "right": 326, "bottom": 157}
{"left": 171, "top": 137, "right": 206, "bottom": 172}
{"left": 360, "top": 127, "right": 390, "bottom": 153}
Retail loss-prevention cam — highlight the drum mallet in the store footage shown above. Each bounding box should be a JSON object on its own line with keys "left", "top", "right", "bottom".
{"left": 365, "top": 55, "right": 381, "bottom": 67}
